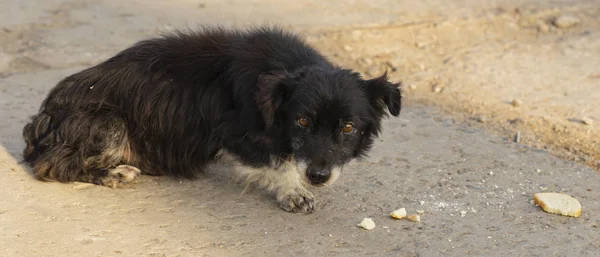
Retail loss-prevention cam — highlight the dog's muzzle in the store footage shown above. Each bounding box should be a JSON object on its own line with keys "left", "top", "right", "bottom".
{"left": 307, "top": 167, "right": 331, "bottom": 185}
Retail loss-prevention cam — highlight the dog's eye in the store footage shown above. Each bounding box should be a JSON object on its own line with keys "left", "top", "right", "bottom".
{"left": 342, "top": 123, "right": 354, "bottom": 133}
{"left": 298, "top": 117, "right": 310, "bottom": 127}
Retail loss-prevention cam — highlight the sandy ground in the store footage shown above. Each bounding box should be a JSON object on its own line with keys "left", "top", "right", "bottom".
{"left": 1, "top": 0, "right": 599, "bottom": 256}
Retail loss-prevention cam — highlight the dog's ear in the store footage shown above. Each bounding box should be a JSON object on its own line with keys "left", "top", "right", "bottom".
{"left": 255, "top": 71, "right": 290, "bottom": 128}
{"left": 361, "top": 72, "right": 402, "bottom": 116}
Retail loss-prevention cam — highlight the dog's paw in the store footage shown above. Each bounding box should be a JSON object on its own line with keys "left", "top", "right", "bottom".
{"left": 100, "top": 165, "right": 141, "bottom": 188}
{"left": 278, "top": 188, "right": 316, "bottom": 213}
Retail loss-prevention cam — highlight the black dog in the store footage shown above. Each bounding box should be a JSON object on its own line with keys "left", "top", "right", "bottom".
{"left": 22, "top": 26, "right": 401, "bottom": 213}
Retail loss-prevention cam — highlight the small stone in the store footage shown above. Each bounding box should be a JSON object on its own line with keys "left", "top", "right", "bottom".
{"left": 508, "top": 118, "right": 525, "bottom": 126}
{"left": 511, "top": 99, "right": 522, "bottom": 107}
{"left": 408, "top": 84, "right": 417, "bottom": 90}
{"left": 474, "top": 116, "right": 487, "bottom": 123}
{"left": 385, "top": 61, "right": 398, "bottom": 72}
{"left": 0, "top": 52, "right": 13, "bottom": 71}
{"left": 343, "top": 45, "right": 353, "bottom": 51}
{"left": 359, "top": 58, "right": 373, "bottom": 66}
{"left": 416, "top": 210, "right": 425, "bottom": 214}
{"left": 552, "top": 15, "right": 581, "bottom": 28}
{"left": 460, "top": 210, "right": 467, "bottom": 217}
{"left": 358, "top": 218, "right": 376, "bottom": 230}
{"left": 432, "top": 84, "right": 443, "bottom": 93}
{"left": 415, "top": 41, "right": 429, "bottom": 49}
{"left": 581, "top": 117, "right": 593, "bottom": 126}
{"left": 536, "top": 21, "right": 550, "bottom": 32}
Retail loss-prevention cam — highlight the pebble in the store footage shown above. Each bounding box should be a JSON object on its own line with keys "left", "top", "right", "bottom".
{"left": 537, "top": 21, "right": 550, "bottom": 32}
{"left": 385, "top": 61, "right": 398, "bottom": 72}
{"left": 509, "top": 118, "right": 525, "bottom": 126}
{"left": 0, "top": 52, "right": 13, "bottom": 71}
{"left": 408, "top": 84, "right": 417, "bottom": 90}
{"left": 475, "top": 116, "right": 487, "bottom": 123}
{"left": 460, "top": 210, "right": 467, "bottom": 217}
{"left": 343, "top": 45, "right": 353, "bottom": 52}
{"left": 511, "top": 99, "right": 522, "bottom": 107}
{"left": 360, "top": 58, "right": 374, "bottom": 66}
{"left": 432, "top": 84, "right": 443, "bottom": 93}
{"left": 552, "top": 15, "right": 581, "bottom": 28}
{"left": 415, "top": 41, "right": 430, "bottom": 49}
{"left": 581, "top": 117, "right": 593, "bottom": 126}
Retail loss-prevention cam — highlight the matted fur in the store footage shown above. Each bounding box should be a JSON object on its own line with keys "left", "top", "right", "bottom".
{"left": 22, "top": 26, "right": 402, "bottom": 212}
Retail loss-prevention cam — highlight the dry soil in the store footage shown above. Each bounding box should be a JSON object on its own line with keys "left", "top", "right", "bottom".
{"left": 1, "top": 1, "right": 599, "bottom": 256}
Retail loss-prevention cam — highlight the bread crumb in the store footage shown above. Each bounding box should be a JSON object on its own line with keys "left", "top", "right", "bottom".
{"left": 407, "top": 214, "right": 421, "bottom": 222}
{"left": 358, "top": 218, "right": 376, "bottom": 230}
{"left": 390, "top": 208, "right": 407, "bottom": 220}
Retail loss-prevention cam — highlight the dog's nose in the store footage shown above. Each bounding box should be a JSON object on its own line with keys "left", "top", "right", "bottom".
{"left": 307, "top": 168, "right": 331, "bottom": 185}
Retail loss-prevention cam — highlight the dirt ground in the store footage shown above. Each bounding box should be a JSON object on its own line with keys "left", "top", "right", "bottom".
{"left": 1, "top": 0, "right": 599, "bottom": 256}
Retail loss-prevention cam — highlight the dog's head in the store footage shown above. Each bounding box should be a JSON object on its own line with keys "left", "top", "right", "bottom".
{"left": 256, "top": 67, "right": 401, "bottom": 187}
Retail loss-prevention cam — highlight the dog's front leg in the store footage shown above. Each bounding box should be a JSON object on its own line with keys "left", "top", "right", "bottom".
{"left": 233, "top": 162, "right": 316, "bottom": 213}
{"left": 271, "top": 164, "right": 316, "bottom": 213}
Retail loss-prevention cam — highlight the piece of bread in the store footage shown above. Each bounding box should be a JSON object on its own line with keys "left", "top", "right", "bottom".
{"left": 358, "top": 218, "right": 376, "bottom": 230}
{"left": 390, "top": 208, "right": 407, "bottom": 220}
{"left": 533, "top": 192, "right": 582, "bottom": 217}
{"left": 407, "top": 214, "right": 421, "bottom": 222}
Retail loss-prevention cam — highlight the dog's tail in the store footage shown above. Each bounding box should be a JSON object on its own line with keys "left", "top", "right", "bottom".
{"left": 22, "top": 111, "right": 59, "bottom": 164}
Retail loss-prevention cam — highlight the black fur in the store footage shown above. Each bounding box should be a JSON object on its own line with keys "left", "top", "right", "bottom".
{"left": 22, "top": 26, "right": 401, "bottom": 210}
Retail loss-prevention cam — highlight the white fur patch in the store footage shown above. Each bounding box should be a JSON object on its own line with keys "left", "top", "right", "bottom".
{"left": 100, "top": 165, "right": 141, "bottom": 188}
{"left": 323, "top": 166, "right": 342, "bottom": 186}
{"left": 214, "top": 149, "right": 316, "bottom": 212}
